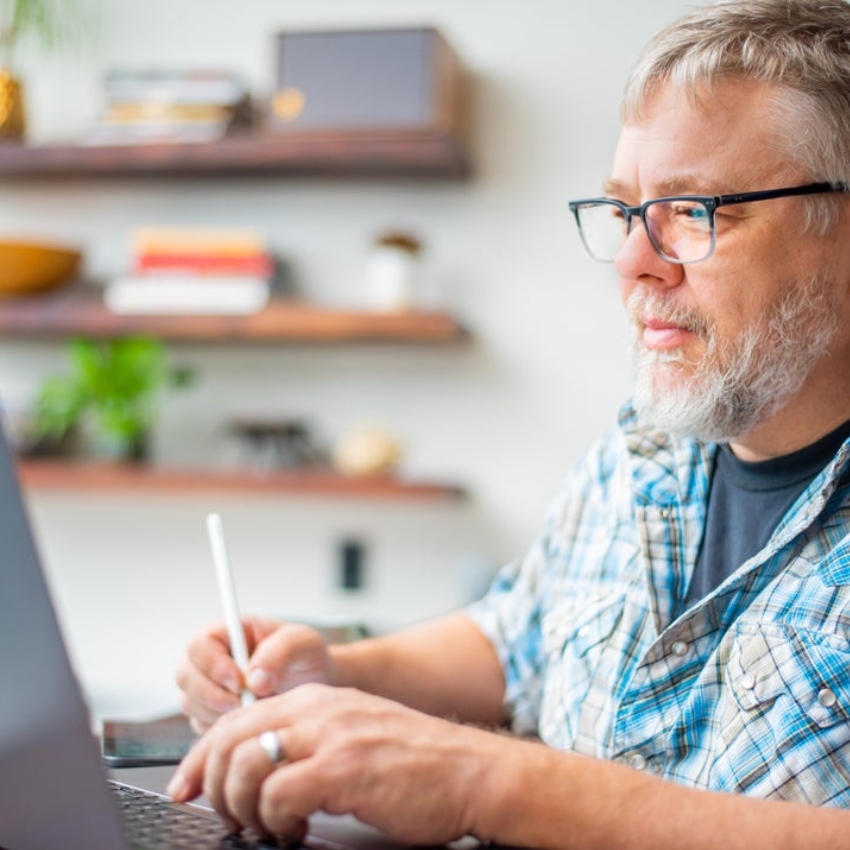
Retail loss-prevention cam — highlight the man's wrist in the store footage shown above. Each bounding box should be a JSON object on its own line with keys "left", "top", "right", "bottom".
{"left": 328, "top": 637, "right": 380, "bottom": 691}
{"left": 461, "top": 731, "right": 543, "bottom": 843}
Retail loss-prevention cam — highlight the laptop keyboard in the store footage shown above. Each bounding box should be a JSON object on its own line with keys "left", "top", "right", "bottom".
{"left": 110, "top": 780, "right": 290, "bottom": 849}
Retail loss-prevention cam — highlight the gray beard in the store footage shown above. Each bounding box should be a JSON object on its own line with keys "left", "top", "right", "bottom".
{"left": 629, "top": 278, "right": 839, "bottom": 443}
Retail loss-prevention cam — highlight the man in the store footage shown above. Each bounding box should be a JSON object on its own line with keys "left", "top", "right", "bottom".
{"left": 169, "top": 1, "right": 850, "bottom": 846}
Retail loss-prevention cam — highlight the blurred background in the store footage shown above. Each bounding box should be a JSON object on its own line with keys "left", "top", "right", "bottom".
{"left": 0, "top": 0, "right": 699, "bottom": 717}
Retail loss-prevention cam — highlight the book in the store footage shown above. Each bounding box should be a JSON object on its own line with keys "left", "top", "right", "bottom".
{"left": 103, "top": 69, "right": 249, "bottom": 107}
{"left": 104, "top": 275, "right": 271, "bottom": 315}
{"left": 82, "top": 120, "right": 231, "bottom": 146}
{"left": 134, "top": 252, "right": 275, "bottom": 277}
{"left": 131, "top": 227, "right": 268, "bottom": 258}
{"left": 84, "top": 70, "right": 254, "bottom": 147}
{"left": 103, "top": 102, "right": 235, "bottom": 124}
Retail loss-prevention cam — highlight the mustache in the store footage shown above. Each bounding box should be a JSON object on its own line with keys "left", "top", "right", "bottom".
{"left": 626, "top": 289, "right": 712, "bottom": 338}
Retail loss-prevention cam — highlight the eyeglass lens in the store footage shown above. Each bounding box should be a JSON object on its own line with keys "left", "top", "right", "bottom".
{"left": 577, "top": 199, "right": 714, "bottom": 263}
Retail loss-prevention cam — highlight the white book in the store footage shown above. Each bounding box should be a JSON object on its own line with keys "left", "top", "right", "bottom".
{"left": 103, "top": 70, "right": 248, "bottom": 106}
{"left": 82, "top": 120, "right": 229, "bottom": 146}
{"left": 104, "top": 275, "right": 270, "bottom": 315}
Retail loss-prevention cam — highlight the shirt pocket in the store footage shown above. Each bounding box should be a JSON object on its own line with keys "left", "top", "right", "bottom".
{"left": 711, "top": 622, "right": 850, "bottom": 802}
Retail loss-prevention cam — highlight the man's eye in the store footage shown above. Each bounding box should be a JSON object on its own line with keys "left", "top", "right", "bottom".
{"left": 670, "top": 203, "right": 708, "bottom": 221}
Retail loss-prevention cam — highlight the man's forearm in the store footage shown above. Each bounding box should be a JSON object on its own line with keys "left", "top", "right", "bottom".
{"left": 329, "top": 611, "right": 507, "bottom": 726}
{"left": 475, "top": 736, "right": 850, "bottom": 850}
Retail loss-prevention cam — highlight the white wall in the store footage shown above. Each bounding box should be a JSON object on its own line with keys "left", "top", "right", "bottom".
{"left": 0, "top": 0, "right": 701, "bottom": 716}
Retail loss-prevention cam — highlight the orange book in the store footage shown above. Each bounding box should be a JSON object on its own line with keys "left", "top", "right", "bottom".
{"left": 135, "top": 252, "right": 274, "bottom": 277}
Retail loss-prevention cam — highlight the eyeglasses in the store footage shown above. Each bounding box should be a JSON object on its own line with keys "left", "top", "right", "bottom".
{"left": 568, "top": 181, "right": 849, "bottom": 264}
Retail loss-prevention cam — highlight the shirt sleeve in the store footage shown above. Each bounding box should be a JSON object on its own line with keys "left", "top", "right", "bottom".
{"left": 465, "top": 533, "right": 551, "bottom": 734}
{"left": 465, "top": 428, "right": 627, "bottom": 735}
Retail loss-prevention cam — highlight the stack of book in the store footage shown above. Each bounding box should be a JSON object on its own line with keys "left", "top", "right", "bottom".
{"left": 84, "top": 70, "right": 253, "bottom": 146}
{"left": 104, "top": 227, "right": 274, "bottom": 315}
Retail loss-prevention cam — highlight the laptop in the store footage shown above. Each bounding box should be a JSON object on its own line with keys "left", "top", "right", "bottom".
{"left": 0, "top": 424, "right": 440, "bottom": 850}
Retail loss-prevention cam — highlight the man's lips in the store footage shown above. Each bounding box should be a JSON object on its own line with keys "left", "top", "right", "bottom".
{"left": 640, "top": 317, "right": 695, "bottom": 350}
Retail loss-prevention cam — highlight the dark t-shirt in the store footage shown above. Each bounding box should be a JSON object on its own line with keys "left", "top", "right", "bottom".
{"left": 685, "top": 418, "right": 850, "bottom": 607}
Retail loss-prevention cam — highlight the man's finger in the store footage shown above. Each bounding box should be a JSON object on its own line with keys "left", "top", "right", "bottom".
{"left": 169, "top": 696, "right": 300, "bottom": 806}
{"left": 184, "top": 630, "right": 246, "bottom": 696}
{"left": 166, "top": 732, "right": 212, "bottom": 802}
{"left": 258, "top": 759, "right": 323, "bottom": 839}
{"left": 223, "top": 734, "right": 286, "bottom": 832}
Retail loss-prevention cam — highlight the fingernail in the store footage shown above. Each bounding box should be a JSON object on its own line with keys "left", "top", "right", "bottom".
{"left": 247, "top": 667, "right": 273, "bottom": 694}
{"left": 221, "top": 674, "right": 241, "bottom": 695}
{"left": 166, "top": 773, "right": 188, "bottom": 801}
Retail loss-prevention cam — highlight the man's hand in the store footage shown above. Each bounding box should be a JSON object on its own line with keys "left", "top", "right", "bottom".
{"left": 167, "top": 683, "right": 502, "bottom": 845}
{"left": 175, "top": 618, "right": 334, "bottom": 733}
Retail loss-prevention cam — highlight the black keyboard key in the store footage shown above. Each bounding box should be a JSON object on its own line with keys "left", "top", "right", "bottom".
{"left": 109, "top": 781, "right": 292, "bottom": 850}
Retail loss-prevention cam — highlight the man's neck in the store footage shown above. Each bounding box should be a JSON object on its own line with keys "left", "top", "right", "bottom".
{"left": 730, "top": 377, "right": 850, "bottom": 462}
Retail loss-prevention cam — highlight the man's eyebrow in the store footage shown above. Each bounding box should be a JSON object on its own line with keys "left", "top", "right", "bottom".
{"left": 655, "top": 176, "right": 725, "bottom": 196}
{"left": 602, "top": 176, "right": 725, "bottom": 200}
{"left": 602, "top": 178, "right": 630, "bottom": 198}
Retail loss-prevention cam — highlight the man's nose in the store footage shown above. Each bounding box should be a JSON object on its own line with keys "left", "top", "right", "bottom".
{"left": 614, "top": 219, "right": 684, "bottom": 287}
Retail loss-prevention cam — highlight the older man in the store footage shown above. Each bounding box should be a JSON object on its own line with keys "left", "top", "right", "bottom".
{"left": 170, "top": 2, "right": 850, "bottom": 847}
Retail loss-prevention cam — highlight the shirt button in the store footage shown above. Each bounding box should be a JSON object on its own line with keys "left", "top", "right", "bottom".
{"left": 740, "top": 672, "right": 756, "bottom": 690}
{"left": 627, "top": 753, "right": 647, "bottom": 771}
{"left": 818, "top": 688, "right": 838, "bottom": 708}
{"left": 671, "top": 640, "right": 689, "bottom": 657}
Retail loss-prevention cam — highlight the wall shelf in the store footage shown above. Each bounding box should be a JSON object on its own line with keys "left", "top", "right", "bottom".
{"left": 0, "top": 131, "right": 470, "bottom": 180}
{"left": 17, "top": 459, "right": 465, "bottom": 500}
{"left": 0, "top": 289, "right": 467, "bottom": 344}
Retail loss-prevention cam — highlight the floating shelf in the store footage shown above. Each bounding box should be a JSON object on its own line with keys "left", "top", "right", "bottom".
{"left": 0, "top": 289, "right": 467, "bottom": 345}
{"left": 0, "top": 131, "right": 470, "bottom": 180}
{"left": 17, "top": 460, "right": 465, "bottom": 500}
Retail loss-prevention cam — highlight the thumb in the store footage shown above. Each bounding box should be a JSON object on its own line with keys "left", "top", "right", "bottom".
{"left": 245, "top": 624, "right": 332, "bottom": 697}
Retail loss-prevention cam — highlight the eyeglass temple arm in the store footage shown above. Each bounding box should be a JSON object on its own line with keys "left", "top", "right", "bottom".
{"left": 716, "top": 181, "right": 850, "bottom": 207}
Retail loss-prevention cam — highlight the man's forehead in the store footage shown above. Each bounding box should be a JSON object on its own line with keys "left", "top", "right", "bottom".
{"left": 603, "top": 173, "right": 730, "bottom": 199}
{"left": 608, "top": 80, "right": 793, "bottom": 198}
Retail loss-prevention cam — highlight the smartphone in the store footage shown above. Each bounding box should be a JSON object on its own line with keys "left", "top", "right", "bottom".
{"left": 101, "top": 713, "right": 198, "bottom": 767}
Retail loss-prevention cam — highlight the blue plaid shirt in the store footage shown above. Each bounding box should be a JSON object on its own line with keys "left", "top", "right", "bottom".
{"left": 467, "top": 403, "right": 850, "bottom": 805}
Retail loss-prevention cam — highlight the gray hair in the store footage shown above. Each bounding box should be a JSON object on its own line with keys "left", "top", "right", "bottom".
{"left": 623, "top": 0, "right": 850, "bottom": 231}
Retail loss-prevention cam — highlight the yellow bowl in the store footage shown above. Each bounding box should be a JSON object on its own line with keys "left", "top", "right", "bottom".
{"left": 0, "top": 240, "right": 81, "bottom": 297}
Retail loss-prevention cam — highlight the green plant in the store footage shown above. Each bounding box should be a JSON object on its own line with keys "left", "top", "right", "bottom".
{"left": 0, "top": 0, "right": 90, "bottom": 67}
{"left": 34, "top": 337, "right": 193, "bottom": 461}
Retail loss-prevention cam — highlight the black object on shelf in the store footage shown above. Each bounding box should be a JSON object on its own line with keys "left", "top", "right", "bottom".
{"left": 229, "top": 417, "right": 325, "bottom": 470}
{"left": 339, "top": 539, "right": 365, "bottom": 590}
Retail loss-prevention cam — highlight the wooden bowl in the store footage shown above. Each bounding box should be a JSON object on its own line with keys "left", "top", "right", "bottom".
{"left": 0, "top": 240, "right": 81, "bottom": 296}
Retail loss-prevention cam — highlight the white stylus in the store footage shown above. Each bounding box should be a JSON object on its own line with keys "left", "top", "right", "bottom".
{"left": 206, "top": 512, "right": 256, "bottom": 707}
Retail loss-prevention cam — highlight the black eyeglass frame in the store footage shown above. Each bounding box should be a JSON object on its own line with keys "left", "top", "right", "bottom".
{"left": 568, "top": 181, "right": 850, "bottom": 264}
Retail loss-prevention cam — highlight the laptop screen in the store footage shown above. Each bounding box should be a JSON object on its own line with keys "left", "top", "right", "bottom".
{"left": 0, "top": 424, "right": 128, "bottom": 850}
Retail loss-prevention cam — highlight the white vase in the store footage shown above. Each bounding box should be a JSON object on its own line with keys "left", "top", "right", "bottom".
{"left": 365, "top": 246, "right": 419, "bottom": 311}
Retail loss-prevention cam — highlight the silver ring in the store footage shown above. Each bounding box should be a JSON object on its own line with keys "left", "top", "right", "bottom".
{"left": 257, "top": 730, "right": 285, "bottom": 766}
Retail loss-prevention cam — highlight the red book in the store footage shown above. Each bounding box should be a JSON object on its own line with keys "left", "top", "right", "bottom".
{"left": 135, "top": 252, "right": 275, "bottom": 277}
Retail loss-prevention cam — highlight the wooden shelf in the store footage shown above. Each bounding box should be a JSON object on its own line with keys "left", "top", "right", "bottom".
{"left": 17, "top": 459, "right": 465, "bottom": 500}
{"left": 0, "top": 288, "right": 467, "bottom": 344}
{"left": 0, "top": 130, "right": 470, "bottom": 180}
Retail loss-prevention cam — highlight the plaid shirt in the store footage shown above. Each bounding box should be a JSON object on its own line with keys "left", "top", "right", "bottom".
{"left": 467, "top": 403, "right": 850, "bottom": 805}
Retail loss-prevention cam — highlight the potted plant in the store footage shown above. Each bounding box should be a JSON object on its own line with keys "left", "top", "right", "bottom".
{"left": 33, "top": 336, "right": 193, "bottom": 462}
{"left": 0, "top": 0, "right": 88, "bottom": 139}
